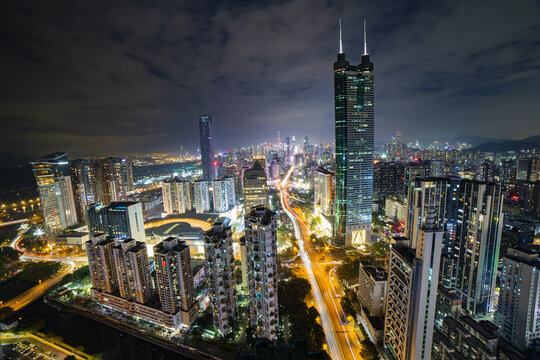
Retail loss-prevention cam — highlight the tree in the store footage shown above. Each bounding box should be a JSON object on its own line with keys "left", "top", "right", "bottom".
{"left": 360, "top": 339, "right": 380, "bottom": 360}
{"left": 340, "top": 295, "right": 356, "bottom": 319}
{"left": 13, "top": 316, "right": 46, "bottom": 334}
{"left": 20, "top": 261, "right": 62, "bottom": 283}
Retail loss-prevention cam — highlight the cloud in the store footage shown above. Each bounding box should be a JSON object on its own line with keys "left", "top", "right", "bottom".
{"left": 0, "top": 0, "right": 539, "bottom": 157}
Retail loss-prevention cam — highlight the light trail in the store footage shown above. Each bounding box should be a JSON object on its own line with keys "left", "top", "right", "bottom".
{"left": 279, "top": 165, "right": 344, "bottom": 360}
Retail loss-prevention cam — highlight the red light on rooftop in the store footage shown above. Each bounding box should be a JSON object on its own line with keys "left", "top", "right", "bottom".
{"left": 213, "top": 161, "right": 218, "bottom": 166}
{"left": 511, "top": 195, "right": 519, "bottom": 201}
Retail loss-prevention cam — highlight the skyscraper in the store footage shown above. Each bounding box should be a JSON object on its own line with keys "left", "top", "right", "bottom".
{"left": 31, "top": 152, "right": 78, "bottom": 235}
{"left": 495, "top": 248, "right": 540, "bottom": 352}
{"left": 96, "top": 157, "right": 133, "bottom": 205}
{"left": 203, "top": 221, "right": 237, "bottom": 335}
{"left": 71, "top": 158, "right": 99, "bottom": 220}
{"left": 243, "top": 160, "right": 268, "bottom": 210}
{"left": 244, "top": 206, "right": 279, "bottom": 341}
{"left": 199, "top": 114, "right": 215, "bottom": 181}
{"left": 384, "top": 210, "right": 443, "bottom": 360}
{"left": 162, "top": 179, "right": 192, "bottom": 214}
{"left": 333, "top": 20, "right": 374, "bottom": 247}
{"left": 86, "top": 201, "right": 146, "bottom": 243}
{"left": 406, "top": 178, "right": 504, "bottom": 317}
{"left": 154, "top": 237, "right": 198, "bottom": 325}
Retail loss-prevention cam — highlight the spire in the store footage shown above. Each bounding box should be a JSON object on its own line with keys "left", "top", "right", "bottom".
{"left": 339, "top": 18, "right": 343, "bottom": 54}
{"left": 363, "top": 20, "right": 368, "bottom": 55}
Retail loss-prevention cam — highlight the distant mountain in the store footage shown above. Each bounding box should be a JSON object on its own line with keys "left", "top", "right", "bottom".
{"left": 467, "top": 135, "right": 540, "bottom": 152}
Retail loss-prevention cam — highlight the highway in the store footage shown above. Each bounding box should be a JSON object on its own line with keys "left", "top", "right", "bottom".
{"left": 279, "top": 165, "right": 363, "bottom": 360}
{"left": 2, "top": 262, "right": 74, "bottom": 311}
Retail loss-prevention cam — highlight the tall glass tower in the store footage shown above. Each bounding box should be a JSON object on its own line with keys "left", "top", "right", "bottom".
{"left": 199, "top": 114, "right": 215, "bottom": 181}
{"left": 334, "top": 21, "right": 374, "bottom": 247}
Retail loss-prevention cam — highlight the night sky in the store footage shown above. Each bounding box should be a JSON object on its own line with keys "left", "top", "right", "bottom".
{"left": 1, "top": 0, "right": 539, "bottom": 157}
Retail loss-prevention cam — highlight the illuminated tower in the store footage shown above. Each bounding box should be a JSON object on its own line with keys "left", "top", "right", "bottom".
{"left": 199, "top": 114, "right": 215, "bottom": 181}
{"left": 334, "top": 20, "right": 374, "bottom": 247}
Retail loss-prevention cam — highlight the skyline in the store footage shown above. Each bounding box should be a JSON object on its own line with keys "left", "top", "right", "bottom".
{"left": 1, "top": 0, "right": 539, "bottom": 157}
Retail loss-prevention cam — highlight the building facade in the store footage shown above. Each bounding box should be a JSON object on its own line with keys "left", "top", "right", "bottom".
{"left": 313, "top": 167, "right": 335, "bottom": 217}
{"left": 384, "top": 211, "right": 443, "bottom": 360}
{"left": 495, "top": 248, "right": 540, "bottom": 352}
{"left": 212, "top": 177, "right": 236, "bottom": 213}
{"left": 357, "top": 262, "right": 387, "bottom": 317}
{"left": 86, "top": 201, "right": 146, "bottom": 243}
{"left": 31, "top": 152, "right": 78, "bottom": 235}
{"left": 203, "top": 221, "right": 237, "bottom": 335}
{"left": 162, "top": 179, "right": 192, "bottom": 214}
{"left": 154, "top": 237, "right": 198, "bottom": 325}
{"left": 192, "top": 180, "right": 210, "bottom": 213}
{"left": 243, "top": 160, "right": 268, "bottom": 210}
{"left": 333, "top": 24, "right": 374, "bottom": 247}
{"left": 244, "top": 206, "right": 279, "bottom": 341}
{"left": 199, "top": 114, "right": 215, "bottom": 181}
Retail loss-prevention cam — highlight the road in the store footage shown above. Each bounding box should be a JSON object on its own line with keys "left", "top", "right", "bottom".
{"left": 279, "top": 165, "right": 363, "bottom": 360}
{"left": 2, "top": 262, "right": 74, "bottom": 311}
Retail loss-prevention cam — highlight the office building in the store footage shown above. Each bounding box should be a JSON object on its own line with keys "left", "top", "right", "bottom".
{"left": 212, "top": 177, "right": 236, "bottom": 213}
{"left": 406, "top": 178, "right": 504, "bottom": 317}
{"left": 86, "top": 201, "right": 146, "bottom": 243}
{"left": 245, "top": 206, "right": 279, "bottom": 341}
{"left": 313, "top": 167, "right": 335, "bottom": 217}
{"left": 384, "top": 210, "right": 443, "bottom": 360}
{"left": 203, "top": 221, "right": 237, "bottom": 335}
{"left": 162, "top": 179, "right": 192, "bottom": 214}
{"left": 85, "top": 234, "right": 117, "bottom": 293}
{"left": 334, "top": 21, "right": 374, "bottom": 247}
{"left": 31, "top": 152, "right": 78, "bottom": 235}
{"left": 154, "top": 237, "right": 198, "bottom": 325}
{"left": 243, "top": 160, "right": 268, "bottom": 209}
{"left": 357, "top": 262, "right": 387, "bottom": 317}
{"left": 199, "top": 114, "right": 215, "bottom": 181}
{"left": 495, "top": 248, "right": 540, "bottom": 352}
{"left": 373, "top": 162, "right": 405, "bottom": 200}
{"left": 192, "top": 180, "right": 210, "bottom": 213}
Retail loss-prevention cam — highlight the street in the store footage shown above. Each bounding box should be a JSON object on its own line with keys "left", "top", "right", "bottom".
{"left": 279, "top": 165, "right": 363, "bottom": 360}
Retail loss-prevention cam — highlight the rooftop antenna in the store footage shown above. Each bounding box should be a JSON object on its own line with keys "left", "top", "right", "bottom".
{"left": 363, "top": 19, "right": 368, "bottom": 55}
{"left": 339, "top": 18, "right": 343, "bottom": 53}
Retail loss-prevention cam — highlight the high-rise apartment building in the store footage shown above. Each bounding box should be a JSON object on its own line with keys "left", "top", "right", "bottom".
{"left": 85, "top": 234, "right": 117, "bottom": 293}
{"left": 112, "top": 239, "right": 154, "bottom": 304}
{"left": 495, "top": 248, "right": 540, "bottom": 352}
{"left": 199, "top": 114, "right": 215, "bottom": 181}
{"left": 384, "top": 210, "right": 443, "bottom": 360}
{"left": 406, "top": 178, "right": 504, "bottom": 317}
{"left": 97, "top": 157, "right": 133, "bottom": 205}
{"left": 243, "top": 160, "right": 268, "bottom": 210}
{"left": 31, "top": 152, "right": 78, "bottom": 235}
{"left": 204, "top": 221, "right": 237, "bottom": 335}
{"left": 192, "top": 180, "right": 210, "bottom": 213}
{"left": 162, "top": 179, "right": 192, "bottom": 214}
{"left": 86, "top": 201, "right": 146, "bottom": 243}
{"left": 212, "top": 177, "right": 236, "bottom": 213}
{"left": 334, "top": 22, "right": 374, "bottom": 247}
{"left": 154, "top": 237, "right": 198, "bottom": 325}
{"left": 245, "top": 206, "right": 279, "bottom": 341}
{"left": 313, "top": 167, "right": 335, "bottom": 217}
{"left": 71, "top": 158, "right": 99, "bottom": 220}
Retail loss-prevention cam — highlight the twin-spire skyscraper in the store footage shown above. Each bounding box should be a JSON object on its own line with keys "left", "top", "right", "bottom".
{"left": 333, "top": 19, "right": 374, "bottom": 247}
